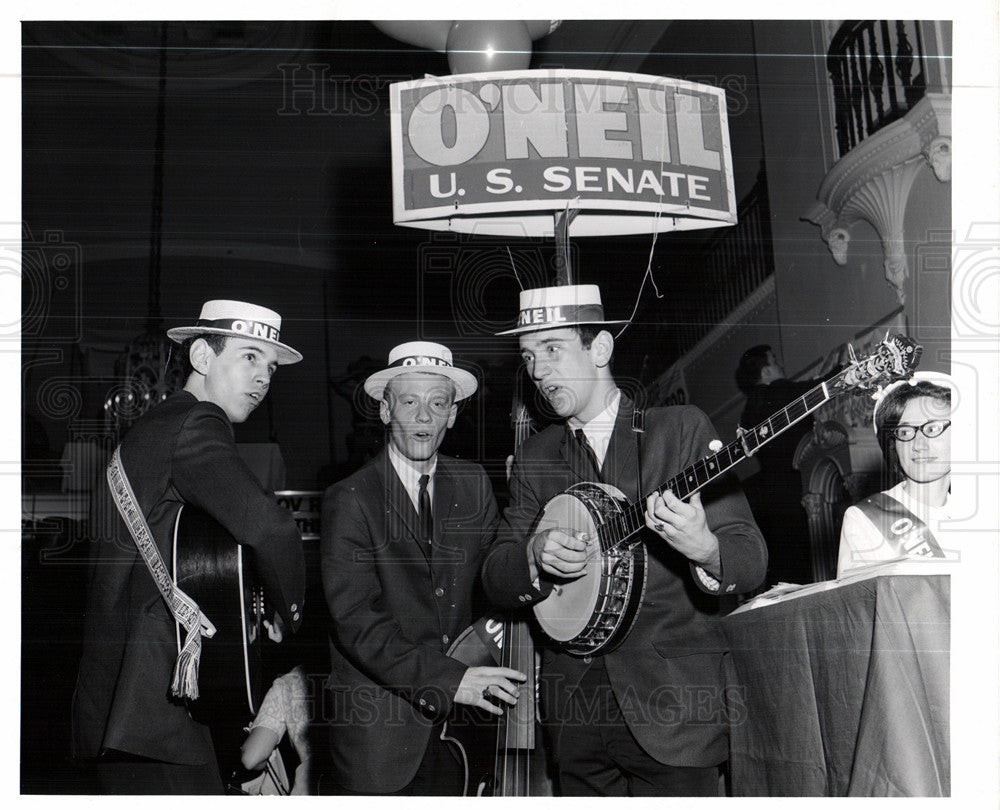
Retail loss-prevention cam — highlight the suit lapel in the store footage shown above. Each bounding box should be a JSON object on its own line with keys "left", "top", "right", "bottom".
{"left": 378, "top": 451, "right": 428, "bottom": 562}
{"left": 430, "top": 460, "right": 456, "bottom": 561}
{"left": 604, "top": 395, "right": 640, "bottom": 500}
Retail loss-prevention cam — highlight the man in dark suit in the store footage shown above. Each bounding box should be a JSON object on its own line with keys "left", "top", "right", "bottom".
{"left": 72, "top": 300, "right": 306, "bottom": 794}
{"left": 320, "top": 341, "right": 525, "bottom": 795}
{"left": 481, "top": 285, "right": 767, "bottom": 796}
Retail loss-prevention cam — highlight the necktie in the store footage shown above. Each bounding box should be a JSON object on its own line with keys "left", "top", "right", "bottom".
{"left": 418, "top": 473, "right": 433, "bottom": 547}
{"left": 574, "top": 428, "right": 602, "bottom": 479}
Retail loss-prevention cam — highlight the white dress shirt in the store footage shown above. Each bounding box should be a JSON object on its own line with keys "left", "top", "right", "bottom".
{"left": 387, "top": 441, "right": 437, "bottom": 513}
{"left": 574, "top": 389, "right": 621, "bottom": 469}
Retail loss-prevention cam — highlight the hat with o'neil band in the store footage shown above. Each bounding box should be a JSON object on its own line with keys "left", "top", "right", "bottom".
{"left": 167, "top": 300, "right": 302, "bottom": 364}
{"left": 364, "top": 341, "right": 478, "bottom": 402}
{"left": 496, "top": 284, "right": 628, "bottom": 336}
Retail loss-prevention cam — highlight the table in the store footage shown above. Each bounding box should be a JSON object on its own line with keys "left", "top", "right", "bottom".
{"left": 722, "top": 574, "right": 950, "bottom": 797}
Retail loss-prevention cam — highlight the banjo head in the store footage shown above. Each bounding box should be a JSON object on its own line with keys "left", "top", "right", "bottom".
{"left": 532, "top": 484, "right": 628, "bottom": 644}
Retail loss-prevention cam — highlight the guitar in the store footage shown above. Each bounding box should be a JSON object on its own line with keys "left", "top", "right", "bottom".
{"left": 531, "top": 334, "right": 923, "bottom": 655}
{"left": 171, "top": 505, "right": 266, "bottom": 722}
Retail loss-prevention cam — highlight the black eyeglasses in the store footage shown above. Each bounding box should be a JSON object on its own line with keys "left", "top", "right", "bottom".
{"left": 889, "top": 419, "right": 952, "bottom": 442}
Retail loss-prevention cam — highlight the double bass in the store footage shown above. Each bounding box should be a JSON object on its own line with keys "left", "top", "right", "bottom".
{"left": 441, "top": 396, "right": 547, "bottom": 796}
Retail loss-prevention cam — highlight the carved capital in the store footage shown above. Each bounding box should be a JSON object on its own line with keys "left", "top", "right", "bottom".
{"left": 813, "top": 419, "right": 848, "bottom": 450}
{"left": 883, "top": 235, "right": 909, "bottom": 304}
{"left": 800, "top": 492, "right": 825, "bottom": 520}
{"left": 828, "top": 227, "right": 851, "bottom": 265}
{"left": 805, "top": 92, "right": 951, "bottom": 305}
{"left": 803, "top": 204, "right": 853, "bottom": 266}
{"left": 924, "top": 135, "right": 951, "bottom": 182}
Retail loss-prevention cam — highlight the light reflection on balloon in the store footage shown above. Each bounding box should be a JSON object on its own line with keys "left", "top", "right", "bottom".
{"left": 446, "top": 20, "right": 532, "bottom": 73}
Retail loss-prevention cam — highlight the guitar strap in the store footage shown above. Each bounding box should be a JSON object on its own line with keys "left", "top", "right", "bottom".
{"left": 854, "top": 492, "right": 946, "bottom": 560}
{"left": 106, "top": 445, "right": 208, "bottom": 700}
{"left": 632, "top": 407, "right": 645, "bottom": 503}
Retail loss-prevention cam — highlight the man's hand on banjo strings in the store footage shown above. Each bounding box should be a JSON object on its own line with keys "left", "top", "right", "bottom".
{"left": 528, "top": 527, "right": 591, "bottom": 580}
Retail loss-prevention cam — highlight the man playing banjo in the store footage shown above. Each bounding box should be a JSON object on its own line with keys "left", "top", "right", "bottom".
{"left": 481, "top": 284, "right": 767, "bottom": 796}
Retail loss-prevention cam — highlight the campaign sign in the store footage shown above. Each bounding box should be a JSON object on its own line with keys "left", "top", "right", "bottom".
{"left": 390, "top": 69, "right": 736, "bottom": 237}
{"left": 275, "top": 490, "right": 322, "bottom": 540}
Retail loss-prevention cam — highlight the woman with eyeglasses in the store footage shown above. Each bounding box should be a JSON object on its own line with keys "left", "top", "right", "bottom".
{"left": 836, "top": 372, "right": 955, "bottom": 577}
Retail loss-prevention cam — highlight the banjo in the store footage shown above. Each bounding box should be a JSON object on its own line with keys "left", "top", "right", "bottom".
{"left": 531, "top": 334, "right": 922, "bottom": 655}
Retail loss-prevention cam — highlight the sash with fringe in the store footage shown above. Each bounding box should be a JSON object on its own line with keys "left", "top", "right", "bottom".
{"left": 106, "top": 445, "right": 209, "bottom": 699}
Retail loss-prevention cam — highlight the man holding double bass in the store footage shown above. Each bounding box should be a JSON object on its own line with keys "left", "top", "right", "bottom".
{"left": 482, "top": 284, "right": 768, "bottom": 796}
{"left": 320, "top": 341, "right": 525, "bottom": 795}
{"left": 72, "top": 300, "right": 306, "bottom": 794}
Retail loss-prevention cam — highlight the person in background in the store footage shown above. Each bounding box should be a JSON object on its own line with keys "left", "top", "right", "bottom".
{"left": 837, "top": 372, "right": 954, "bottom": 576}
{"left": 239, "top": 666, "right": 312, "bottom": 795}
{"left": 735, "top": 343, "right": 848, "bottom": 584}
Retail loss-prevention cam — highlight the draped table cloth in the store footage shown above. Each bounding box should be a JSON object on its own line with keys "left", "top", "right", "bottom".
{"left": 722, "top": 573, "right": 950, "bottom": 796}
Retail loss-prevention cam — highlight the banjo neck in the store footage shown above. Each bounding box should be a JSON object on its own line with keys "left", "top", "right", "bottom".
{"left": 603, "top": 374, "right": 844, "bottom": 551}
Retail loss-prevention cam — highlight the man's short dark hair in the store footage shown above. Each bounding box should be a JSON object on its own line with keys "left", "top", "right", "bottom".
{"left": 179, "top": 333, "right": 229, "bottom": 378}
{"left": 574, "top": 324, "right": 602, "bottom": 350}
{"left": 735, "top": 345, "right": 772, "bottom": 394}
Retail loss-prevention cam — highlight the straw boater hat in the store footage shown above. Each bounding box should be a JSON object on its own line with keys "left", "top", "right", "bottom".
{"left": 166, "top": 300, "right": 303, "bottom": 365}
{"left": 363, "top": 341, "right": 478, "bottom": 402}
{"left": 496, "top": 284, "right": 628, "bottom": 336}
{"left": 871, "top": 371, "right": 956, "bottom": 435}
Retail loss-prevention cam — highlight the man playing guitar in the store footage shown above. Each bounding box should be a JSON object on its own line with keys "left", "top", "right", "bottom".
{"left": 482, "top": 284, "right": 768, "bottom": 796}
{"left": 71, "top": 300, "right": 307, "bottom": 794}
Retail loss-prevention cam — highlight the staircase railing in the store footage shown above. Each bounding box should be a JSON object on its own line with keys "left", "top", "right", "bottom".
{"left": 827, "top": 20, "right": 927, "bottom": 158}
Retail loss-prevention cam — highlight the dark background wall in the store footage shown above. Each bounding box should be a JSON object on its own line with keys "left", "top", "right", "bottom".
{"left": 21, "top": 20, "right": 778, "bottom": 488}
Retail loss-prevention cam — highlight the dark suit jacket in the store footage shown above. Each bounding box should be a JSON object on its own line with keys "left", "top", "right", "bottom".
{"left": 482, "top": 396, "right": 767, "bottom": 767}
{"left": 71, "top": 391, "right": 306, "bottom": 766}
{"left": 321, "top": 450, "right": 501, "bottom": 793}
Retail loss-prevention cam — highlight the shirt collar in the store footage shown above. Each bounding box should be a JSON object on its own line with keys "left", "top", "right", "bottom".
{"left": 575, "top": 389, "right": 621, "bottom": 466}
{"left": 387, "top": 441, "right": 437, "bottom": 508}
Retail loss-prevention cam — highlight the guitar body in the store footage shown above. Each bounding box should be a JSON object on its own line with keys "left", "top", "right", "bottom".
{"left": 171, "top": 506, "right": 265, "bottom": 727}
{"left": 531, "top": 483, "right": 648, "bottom": 655}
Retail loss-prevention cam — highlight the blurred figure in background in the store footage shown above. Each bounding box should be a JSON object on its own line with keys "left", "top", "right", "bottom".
{"left": 735, "top": 343, "right": 847, "bottom": 584}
